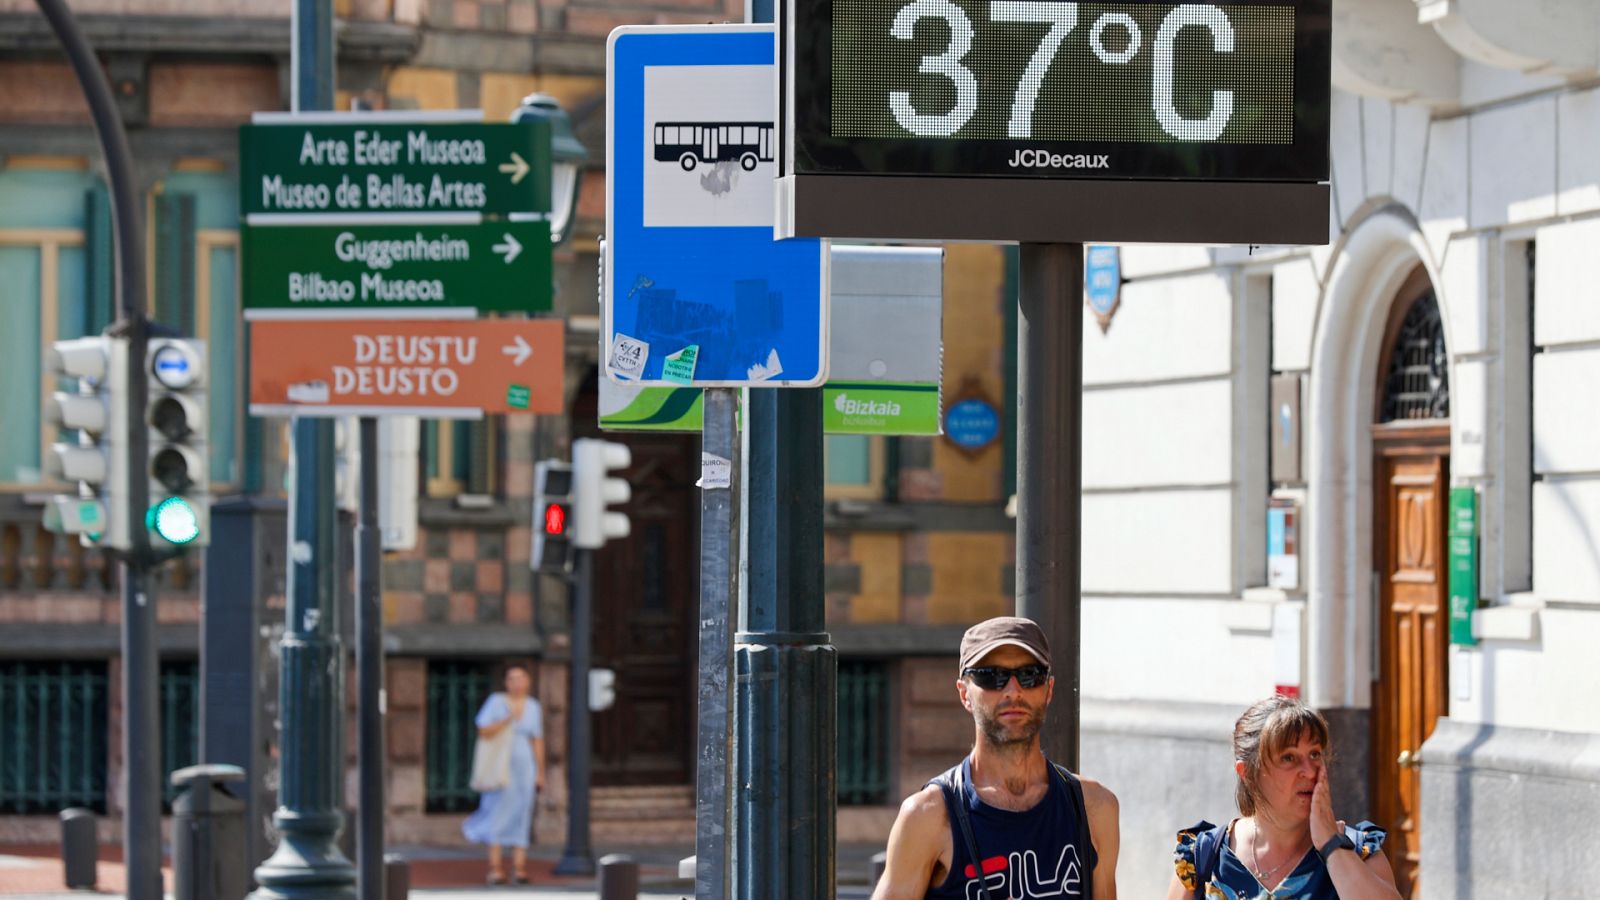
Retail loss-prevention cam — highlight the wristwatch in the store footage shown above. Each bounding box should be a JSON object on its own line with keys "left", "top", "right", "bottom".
{"left": 1317, "top": 832, "right": 1357, "bottom": 862}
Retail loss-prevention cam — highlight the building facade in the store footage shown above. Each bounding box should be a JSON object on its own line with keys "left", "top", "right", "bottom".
{"left": 1072, "top": 5, "right": 1600, "bottom": 897}
{"left": 0, "top": 0, "right": 1016, "bottom": 860}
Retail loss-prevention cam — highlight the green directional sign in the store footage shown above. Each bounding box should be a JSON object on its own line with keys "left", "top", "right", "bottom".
{"left": 242, "top": 220, "right": 552, "bottom": 314}
{"left": 240, "top": 120, "right": 552, "bottom": 216}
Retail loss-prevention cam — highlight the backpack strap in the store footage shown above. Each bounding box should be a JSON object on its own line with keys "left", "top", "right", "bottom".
{"left": 934, "top": 763, "right": 999, "bottom": 900}
{"left": 1190, "top": 822, "right": 1228, "bottom": 897}
{"left": 1051, "top": 764, "right": 1095, "bottom": 900}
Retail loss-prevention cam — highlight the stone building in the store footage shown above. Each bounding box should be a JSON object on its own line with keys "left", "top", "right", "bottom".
{"left": 1073, "top": 4, "right": 1600, "bottom": 898}
{"left": 0, "top": 0, "right": 1015, "bottom": 857}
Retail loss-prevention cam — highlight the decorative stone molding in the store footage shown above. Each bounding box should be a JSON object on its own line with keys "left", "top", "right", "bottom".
{"left": 1417, "top": 0, "right": 1599, "bottom": 78}
{"left": 1334, "top": 0, "right": 1459, "bottom": 107}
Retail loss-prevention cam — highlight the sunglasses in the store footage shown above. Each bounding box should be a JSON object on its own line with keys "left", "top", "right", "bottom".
{"left": 963, "top": 664, "right": 1050, "bottom": 691}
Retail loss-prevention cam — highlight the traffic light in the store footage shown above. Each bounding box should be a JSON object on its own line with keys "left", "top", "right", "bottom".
{"left": 533, "top": 459, "right": 574, "bottom": 574}
{"left": 43, "top": 336, "right": 130, "bottom": 549}
{"left": 145, "top": 338, "right": 209, "bottom": 548}
{"left": 571, "top": 438, "right": 630, "bottom": 550}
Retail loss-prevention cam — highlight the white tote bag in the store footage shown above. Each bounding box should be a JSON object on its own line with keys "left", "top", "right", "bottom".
{"left": 468, "top": 713, "right": 515, "bottom": 793}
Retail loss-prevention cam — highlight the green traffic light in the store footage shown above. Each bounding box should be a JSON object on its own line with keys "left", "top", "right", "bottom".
{"left": 148, "top": 496, "right": 200, "bottom": 545}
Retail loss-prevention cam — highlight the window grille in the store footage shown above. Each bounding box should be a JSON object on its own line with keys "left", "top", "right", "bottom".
{"left": 0, "top": 661, "right": 108, "bottom": 814}
{"left": 160, "top": 660, "right": 199, "bottom": 809}
{"left": 426, "top": 659, "right": 492, "bottom": 813}
{"left": 837, "top": 660, "right": 891, "bottom": 806}
{"left": 1380, "top": 292, "right": 1450, "bottom": 422}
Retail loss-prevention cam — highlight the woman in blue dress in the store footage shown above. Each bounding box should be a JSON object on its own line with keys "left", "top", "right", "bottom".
{"left": 463, "top": 663, "right": 546, "bottom": 885}
{"left": 1165, "top": 695, "right": 1401, "bottom": 899}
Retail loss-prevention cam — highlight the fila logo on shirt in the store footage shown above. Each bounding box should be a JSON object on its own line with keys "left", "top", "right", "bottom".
{"left": 964, "top": 844, "right": 1083, "bottom": 899}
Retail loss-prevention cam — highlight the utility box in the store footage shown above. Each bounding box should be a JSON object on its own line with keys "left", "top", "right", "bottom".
{"left": 171, "top": 764, "right": 248, "bottom": 900}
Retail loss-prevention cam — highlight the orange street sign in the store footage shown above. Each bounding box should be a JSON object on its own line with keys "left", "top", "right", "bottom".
{"left": 250, "top": 318, "right": 564, "bottom": 417}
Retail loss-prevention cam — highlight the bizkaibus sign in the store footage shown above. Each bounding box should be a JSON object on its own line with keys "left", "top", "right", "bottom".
{"left": 777, "top": 0, "right": 1332, "bottom": 244}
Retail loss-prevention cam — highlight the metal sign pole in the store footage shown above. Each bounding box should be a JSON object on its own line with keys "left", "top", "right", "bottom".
{"left": 250, "top": 0, "right": 356, "bottom": 894}
{"left": 694, "top": 388, "right": 739, "bottom": 897}
{"left": 1015, "top": 243, "right": 1084, "bottom": 771}
{"left": 356, "top": 417, "right": 384, "bottom": 900}
{"left": 555, "top": 548, "right": 596, "bottom": 876}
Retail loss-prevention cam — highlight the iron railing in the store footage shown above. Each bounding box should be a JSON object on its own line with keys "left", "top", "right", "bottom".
{"left": 837, "top": 659, "right": 891, "bottom": 806}
{"left": 425, "top": 659, "right": 492, "bottom": 812}
{"left": 0, "top": 660, "right": 109, "bottom": 814}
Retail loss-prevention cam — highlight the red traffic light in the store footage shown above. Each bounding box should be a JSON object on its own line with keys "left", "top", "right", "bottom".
{"left": 544, "top": 503, "right": 567, "bottom": 536}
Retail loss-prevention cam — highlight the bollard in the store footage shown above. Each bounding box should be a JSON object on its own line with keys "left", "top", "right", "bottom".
{"left": 383, "top": 853, "right": 410, "bottom": 900}
{"left": 59, "top": 807, "right": 97, "bottom": 890}
{"left": 871, "top": 850, "right": 888, "bottom": 889}
{"left": 171, "top": 764, "right": 248, "bottom": 900}
{"left": 598, "top": 853, "right": 639, "bottom": 900}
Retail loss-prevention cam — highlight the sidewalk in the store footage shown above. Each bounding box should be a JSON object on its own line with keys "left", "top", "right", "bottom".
{"left": 0, "top": 841, "right": 882, "bottom": 898}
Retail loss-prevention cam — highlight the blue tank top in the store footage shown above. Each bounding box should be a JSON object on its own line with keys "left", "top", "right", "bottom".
{"left": 926, "top": 756, "right": 1096, "bottom": 900}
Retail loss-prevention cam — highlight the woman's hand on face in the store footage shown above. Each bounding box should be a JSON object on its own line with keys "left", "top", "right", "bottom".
{"left": 1309, "top": 765, "right": 1340, "bottom": 847}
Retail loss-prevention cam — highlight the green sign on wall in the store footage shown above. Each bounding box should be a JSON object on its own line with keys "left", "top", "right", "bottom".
{"left": 240, "top": 120, "right": 552, "bottom": 216}
{"left": 242, "top": 220, "right": 552, "bottom": 315}
{"left": 1447, "top": 487, "right": 1479, "bottom": 646}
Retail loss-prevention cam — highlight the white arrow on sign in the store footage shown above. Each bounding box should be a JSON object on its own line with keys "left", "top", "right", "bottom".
{"left": 498, "top": 152, "right": 530, "bottom": 184}
{"left": 492, "top": 233, "right": 522, "bottom": 265}
{"left": 503, "top": 335, "right": 532, "bottom": 366}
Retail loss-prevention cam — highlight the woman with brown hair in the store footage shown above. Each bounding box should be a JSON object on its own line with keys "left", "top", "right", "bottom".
{"left": 1165, "top": 695, "right": 1401, "bottom": 899}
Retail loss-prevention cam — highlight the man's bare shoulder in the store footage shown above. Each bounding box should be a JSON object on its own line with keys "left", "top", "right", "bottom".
{"left": 1077, "top": 774, "right": 1120, "bottom": 816}
{"left": 897, "top": 783, "right": 950, "bottom": 834}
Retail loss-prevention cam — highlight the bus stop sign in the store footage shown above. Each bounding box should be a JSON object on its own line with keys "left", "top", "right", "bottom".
{"left": 604, "top": 24, "right": 828, "bottom": 387}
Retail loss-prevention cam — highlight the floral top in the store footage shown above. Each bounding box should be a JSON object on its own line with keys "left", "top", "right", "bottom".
{"left": 1173, "top": 819, "right": 1387, "bottom": 900}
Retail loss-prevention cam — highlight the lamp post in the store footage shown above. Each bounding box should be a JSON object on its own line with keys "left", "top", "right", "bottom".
{"left": 512, "top": 93, "right": 587, "bottom": 246}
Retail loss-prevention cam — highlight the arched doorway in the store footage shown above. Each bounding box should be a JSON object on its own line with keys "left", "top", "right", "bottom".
{"left": 1369, "top": 266, "right": 1450, "bottom": 898}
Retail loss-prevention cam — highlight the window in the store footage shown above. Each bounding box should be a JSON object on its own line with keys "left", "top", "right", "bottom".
{"left": 160, "top": 659, "right": 199, "bottom": 809}
{"left": 422, "top": 417, "right": 500, "bottom": 498}
{"left": 824, "top": 434, "right": 886, "bottom": 500}
{"left": 0, "top": 160, "right": 243, "bottom": 491}
{"left": 837, "top": 660, "right": 891, "bottom": 805}
{"left": 1379, "top": 290, "right": 1450, "bottom": 423}
{"left": 0, "top": 162, "right": 99, "bottom": 488}
{"left": 0, "top": 660, "right": 109, "bottom": 814}
{"left": 425, "top": 659, "right": 493, "bottom": 813}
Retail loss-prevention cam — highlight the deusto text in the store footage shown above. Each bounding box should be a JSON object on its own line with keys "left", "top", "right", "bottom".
{"left": 331, "top": 334, "right": 480, "bottom": 398}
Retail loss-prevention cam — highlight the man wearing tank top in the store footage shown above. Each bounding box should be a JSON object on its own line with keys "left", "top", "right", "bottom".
{"left": 872, "top": 616, "right": 1120, "bottom": 900}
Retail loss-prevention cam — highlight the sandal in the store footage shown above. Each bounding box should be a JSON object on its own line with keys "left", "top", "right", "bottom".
{"left": 513, "top": 871, "right": 530, "bottom": 884}
{"left": 486, "top": 870, "right": 507, "bottom": 885}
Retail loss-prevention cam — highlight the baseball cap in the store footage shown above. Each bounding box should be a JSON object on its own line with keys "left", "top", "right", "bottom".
{"left": 959, "top": 616, "right": 1051, "bottom": 671}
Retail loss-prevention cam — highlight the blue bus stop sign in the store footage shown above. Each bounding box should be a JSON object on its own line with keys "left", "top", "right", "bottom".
{"left": 605, "top": 25, "right": 827, "bottom": 386}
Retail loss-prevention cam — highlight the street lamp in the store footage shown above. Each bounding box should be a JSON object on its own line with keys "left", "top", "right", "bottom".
{"left": 513, "top": 93, "right": 588, "bottom": 246}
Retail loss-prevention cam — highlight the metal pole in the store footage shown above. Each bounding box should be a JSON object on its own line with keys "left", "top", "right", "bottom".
{"left": 694, "top": 388, "right": 739, "bottom": 897}
{"left": 355, "top": 417, "right": 384, "bottom": 900}
{"left": 1014, "top": 242, "right": 1084, "bottom": 771}
{"left": 28, "top": 3, "right": 158, "bottom": 895}
{"left": 734, "top": 388, "right": 834, "bottom": 898}
{"left": 554, "top": 548, "right": 595, "bottom": 876}
{"left": 251, "top": 0, "right": 354, "bottom": 895}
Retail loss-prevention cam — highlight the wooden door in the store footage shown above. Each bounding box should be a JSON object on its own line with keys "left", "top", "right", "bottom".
{"left": 573, "top": 375, "right": 697, "bottom": 786}
{"left": 1372, "top": 435, "right": 1449, "bottom": 898}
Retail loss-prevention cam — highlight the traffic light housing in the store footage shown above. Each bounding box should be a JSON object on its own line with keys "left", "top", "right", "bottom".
{"left": 145, "top": 338, "right": 209, "bottom": 548}
{"left": 533, "top": 459, "right": 574, "bottom": 574}
{"left": 43, "top": 336, "right": 130, "bottom": 549}
{"left": 572, "top": 438, "right": 630, "bottom": 550}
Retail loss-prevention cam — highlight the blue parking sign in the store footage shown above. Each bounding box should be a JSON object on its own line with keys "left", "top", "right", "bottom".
{"left": 604, "top": 25, "right": 828, "bottom": 386}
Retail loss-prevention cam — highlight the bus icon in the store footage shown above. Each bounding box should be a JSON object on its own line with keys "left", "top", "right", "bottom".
{"left": 654, "top": 122, "right": 774, "bottom": 172}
